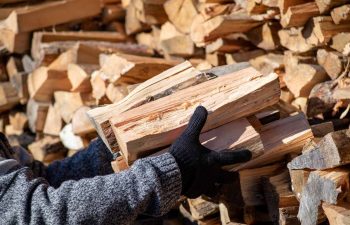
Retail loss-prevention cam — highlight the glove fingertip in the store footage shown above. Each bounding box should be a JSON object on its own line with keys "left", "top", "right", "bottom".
{"left": 183, "top": 106, "right": 208, "bottom": 137}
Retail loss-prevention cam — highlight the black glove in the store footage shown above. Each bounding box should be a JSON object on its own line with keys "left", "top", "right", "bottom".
{"left": 169, "top": 106, "right": 252, "bottom": 199}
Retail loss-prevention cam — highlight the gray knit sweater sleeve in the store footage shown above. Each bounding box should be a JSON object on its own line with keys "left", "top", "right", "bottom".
{"left": 0, "top": 141, "right": 182, "bottom": 224}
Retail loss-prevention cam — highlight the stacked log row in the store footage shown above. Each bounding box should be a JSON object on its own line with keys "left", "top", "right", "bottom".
{"left": 1, "top": 0, "right": 350, "bottom": 224}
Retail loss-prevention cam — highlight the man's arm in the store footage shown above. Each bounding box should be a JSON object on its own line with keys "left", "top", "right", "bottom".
{"left": 0, "top": 153, "right": 181, "bottom": 225}
{"left": 36, "top": 138, "right": 114, "bottom": 187}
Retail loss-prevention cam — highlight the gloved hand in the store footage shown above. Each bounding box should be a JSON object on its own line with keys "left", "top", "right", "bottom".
{"left": 169, "top": 106, "right": 252, "bottom": 199}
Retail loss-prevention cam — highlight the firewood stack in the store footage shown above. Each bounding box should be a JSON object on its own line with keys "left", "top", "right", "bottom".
{"left": 1, "top": 0, "right": 350, "bottom": 224}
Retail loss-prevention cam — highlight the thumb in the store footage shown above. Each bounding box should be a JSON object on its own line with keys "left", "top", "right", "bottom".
{"left": 182, "top": 106, "right": 208, "bottom": 139}
{"left": 207, "top": 149, "right": 252, "bottom": 166}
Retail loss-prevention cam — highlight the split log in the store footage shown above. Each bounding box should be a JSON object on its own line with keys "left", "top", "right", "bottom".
{"left": 28, "top": 67, "right": 72, "bottom": 102}
{"left": 6, "top": 56, "right": 23, "bottom": 77}
{"left": 331, "top": 4, "right": 350, "bottom": 24}
{"left": 247, "top": 22, "right": 281, "bottom": 50}
{"left": 133, "top": 0, "right": 168, "bottom": 25}
{"left": 106, "top": 84, "right": 129, "bottom": 103}
{"left": 304, "top": 16, "right": 350, "bottom": 47}
{"left": 98, "top": 53, "right": 179, "bottom": 85}
{"left": 91, "top": 71, "right": 109, "bottom": 104}
{"left": 278, "top": 0, "right": 313, "bottom": 14}
{"left": 307, "top": 81, "right": 337, "bottom": 117}
{"left": 225, "top": 49, "right": 265, "bottom": 65}
{"left": 9, "top": 111, "right": 27, "bottom": 133}
{"left": 0, "top": 0, "right": 101, "bottom": 33}
{"left": 315, "top": 0, "right": 348, "bottom": 14}
{"left": 190, "top": 11, "right": 262, "bottom": 47}
{"left": 205, "top": 36, "right": 253, "bottom": 54}
{"left": 298, "top": 168, "right": 350, "bottom": 225}
{"left": 26, "top": 98, "right": 49, "bottom": 133}
{"left": 159, "top": 22, "right": 196, "bottom": 57}
{"left": 288, "top": 130, "right": 350, "bottom": 170}
{"left": 249, "top": 53, "right": 284, "bottom": 76}
{"left": 262, "top": 170, "right": 299, "bottom": 224}
{"left": 163, "top": 0, "right": 198, "bottom": 34}
{"left": 206, "top": 52, "right": 226, "bottom": 66}
{"left": 88, "top": 62, "right": 249, "bottom": 152}
{"left": 278, "top": 28, "right": 313, "bottom": 53}
{"left": 283, "top": 52, "right": 328, "bottom": 97}
{"left": 234, "top": 113, "right": 313, "bottom": 171}
{"left": 200, "top": 118, "right": 264, "bottom": 160}
{"left": 331, "top": 32, "right": 350, "bottom": 54}
{"left": 289, "top": 169, "right": 311, "bottom": 200}
{"left": 67, "top": 64, "right": 96, "bottom": 93}
{"left": 28, "top": 136, "right": 68, "bottom": 164}
{"left": 317, "top": 49, "right": 346, "bottom": 79}
{"left": 239, "top": 163, "right": 282, "bottom": 206}
{"left": 110, "top": 68, "right": 280, "bottom": 162}
{"left": 71, "top": 106, "right": 95, "bottom": 136}
{"left": 280, "top": 2, "right": 320, "bottom": 28}
{"left": 54, "top": 92, "right": 85, "bottom": 124}
{"left": 30, "top": 31, "right": 147, "bottom": 64}
{"left": 125, "top": 1, "right": 148, "bottom": 35}
{"left": 0, "top": 29, "right": 30, "bottom": 53}
{"left": 322, "top": 202, "right": 350, "bottom": 225}
{"left": 0, "top": 82, "right": 19, "bottom": 113}
{"left": 43, "top": 104, "right": 63, "bottom": 137}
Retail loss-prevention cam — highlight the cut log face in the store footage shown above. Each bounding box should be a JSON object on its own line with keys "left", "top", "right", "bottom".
{"left": 26, "top": 98, "right": 50, "bottom": 133}
{"left": 278, "top": 27, "right": 313, "bottom": 53}
{"left": 298, "top": 169, "right": 350, "bottom": 225}
{"left": 246, "top": 22, "right": 281, "bottom": 50}
{"left": 288, "top": 130, "right": 350, "bottom": 170}
{"left": 111, "top": 67, "right": 280, "bottom": 163}
{"left": 289, "top": 169, "right": 311, "bottom": 200}
{"left": 54, "top": 92, "right": 84, "bottom": 124}
{"left": 188, "top": 197, "right": 219, "bottom": 220}
{"left": 322, "top": 202, "right": 350, "bottom": 225}
{"left": 0, "top": 82, "right": 19, "bottom": 113}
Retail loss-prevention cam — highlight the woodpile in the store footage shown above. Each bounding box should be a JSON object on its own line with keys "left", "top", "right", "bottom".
{"left": 1, "top": 0, "right": 350, "bottom": 224}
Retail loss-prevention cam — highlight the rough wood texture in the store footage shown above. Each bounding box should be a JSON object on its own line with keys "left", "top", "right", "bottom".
{"left": 278, "top": 27, "right": 313, "bottom": 53}
{"left": 288, "top": 130, "right": 350, "bottom": 170}
{"left": 54, "top": 92, "right": 85, "bottom": 124}
{"left": 322, "top": 202, "right": 350, "bottom": 225}
{"left": 188, "top": 198, "right": 219, "bottom": 220}
{"left": 247, "top": 22, "right": 281, "bottom": 50}
{"left": 298, "top": 169, "right": 350, "bottom": 225}
{"left": 235, "top": 113, "right": 313, "bottom": 171}
{"left": 278, "top": 0, "right": 313, "bottom": 14}
{"left": 289, "top": 169, "right": 311, "bottom": 200}
{"left": 87, "top": 62, "right": 250, "bottom": 152}
{"left": 111, "top": 68, "right": 280, "bottom": 162}
{"left": 72, "top": 106, "right": 95, "bottom": 136}
{"left": 67, "top": 64, "right": 96, "bottom": 93}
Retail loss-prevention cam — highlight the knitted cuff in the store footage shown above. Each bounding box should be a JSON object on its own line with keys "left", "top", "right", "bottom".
{"left": 147, "top": 153, "right": 182, "bottom": 214}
